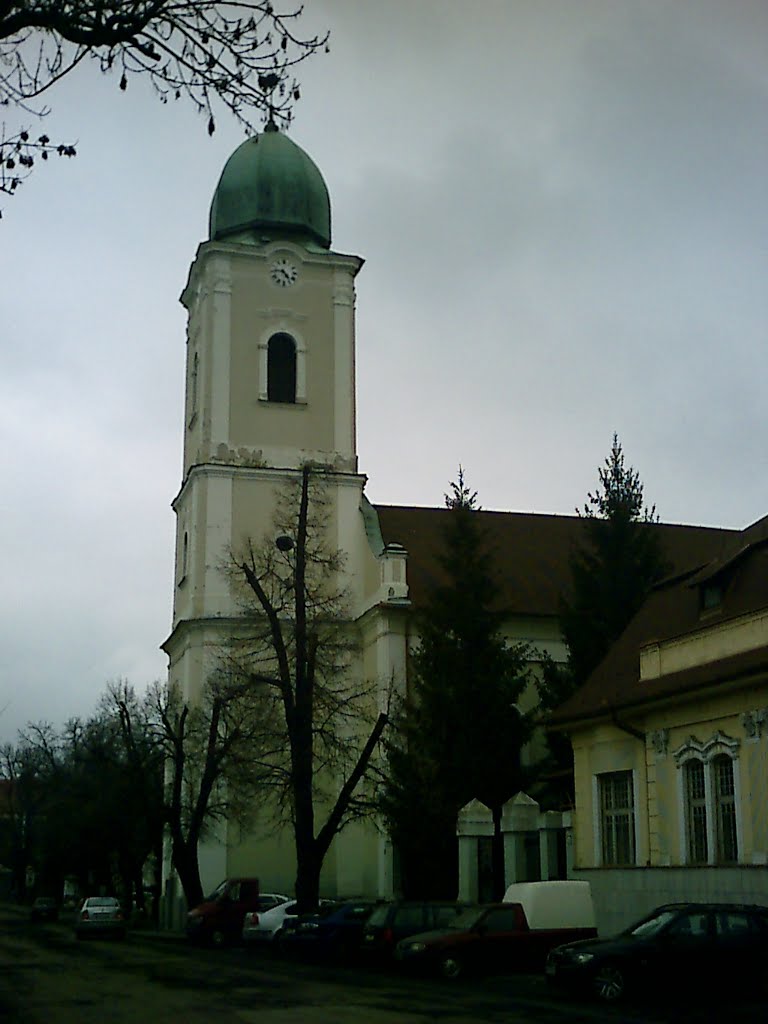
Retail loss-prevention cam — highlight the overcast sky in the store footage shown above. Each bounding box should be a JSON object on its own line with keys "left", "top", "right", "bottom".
{"left": 1, "top": 0, "right": 767, "bottom": 744}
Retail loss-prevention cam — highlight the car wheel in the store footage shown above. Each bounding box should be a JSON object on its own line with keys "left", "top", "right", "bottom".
{"left": 593, "top": 963, "right": 626, "bottom": 1002}
{"left": 210, "top": 929, "right": 227, "bottom": 949}
{"left": 271, "top": 929, "right": 285, "bottom": 955}
{"left": 439, "top": 955, "right": 464, "bottom": 980}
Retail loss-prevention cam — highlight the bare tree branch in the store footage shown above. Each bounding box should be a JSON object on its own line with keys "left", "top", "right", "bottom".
{"left": 0, "top": 2, "right": 327, "bottom": 206}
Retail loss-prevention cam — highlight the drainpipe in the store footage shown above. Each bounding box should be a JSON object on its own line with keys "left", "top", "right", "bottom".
{"left": 610, "top": 712, "right": 645, "bottom": 743}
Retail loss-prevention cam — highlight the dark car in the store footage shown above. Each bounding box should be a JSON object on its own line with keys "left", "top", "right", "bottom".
{"left": 30, "top": 897, "right": 59, "bottom": 922}
{"left": 395, "top": 902, "right": 596, "bottom": 979}
{"left": 279, "top": 901, "right": 375, "bottom": 961}
{"left": 546, "top": 902, "right": 768, "bottom": 1003}
{"left": 361, "top": 901, "right": 471, "bottom": 962}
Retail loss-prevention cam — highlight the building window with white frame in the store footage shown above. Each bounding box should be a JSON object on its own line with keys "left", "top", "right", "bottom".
{"left": 713, "top": 754, "right": 738, "bottom": 863}
{"left": 675, "top": 733, "right": 740, "bottom": 866}
{"left": 684, "top": 758, "right": 708, "bottom": 862}
{"left": 599, "top": 771, "right": 636, "bottom": 866}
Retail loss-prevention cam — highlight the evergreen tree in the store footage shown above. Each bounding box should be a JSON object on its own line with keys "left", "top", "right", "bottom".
{"left": 382, "top": 469, "right": 531, "bottom": 899}
{"left": 563, "top": 433, "right": 669, "bottom": 684}
{"left": 537, "top": 435, "right": 669, "bottom": 797}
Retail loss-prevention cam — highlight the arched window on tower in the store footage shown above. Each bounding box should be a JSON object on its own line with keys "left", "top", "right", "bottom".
{"left": 180, "top": 531, "right": 189, "bottom": 584}
{"left": 267, "top": 333, "right": 297, "bottom": 403}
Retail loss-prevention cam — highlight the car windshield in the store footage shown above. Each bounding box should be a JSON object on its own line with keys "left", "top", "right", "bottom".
{"left": 449, "top": 907, "right": 485, "bottom": 930}
{"left": 206, "top": 881, "right": 229, "bottom": 901}
{"left": 366, "top": 905, "right": 390, "bottom": 927}
{"left": 625, "top": 909, "right": 679, "bottom": 938}
{"left": 86, "top": 898, "right": 119, "bottom": 907}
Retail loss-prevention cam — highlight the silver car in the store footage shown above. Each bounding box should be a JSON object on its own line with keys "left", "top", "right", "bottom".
{"left": 75, "top": 896, "right": 127, "bottom": 940}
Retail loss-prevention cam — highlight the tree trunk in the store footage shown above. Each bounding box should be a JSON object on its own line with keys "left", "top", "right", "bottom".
{"left": 172, "top": 841, "right": 204, "bottom": 909}
{"left": 294, "top": 836, "right": 321, "bottom": 913}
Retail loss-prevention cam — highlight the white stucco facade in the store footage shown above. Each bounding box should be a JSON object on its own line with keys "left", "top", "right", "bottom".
{"left": 160, "top": 131, "right": 575, "bottom": 918}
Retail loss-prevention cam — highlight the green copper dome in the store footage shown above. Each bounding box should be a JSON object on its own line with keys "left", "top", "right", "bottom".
{"left": 209, "top": 125, "right": 331, "bottom": 248}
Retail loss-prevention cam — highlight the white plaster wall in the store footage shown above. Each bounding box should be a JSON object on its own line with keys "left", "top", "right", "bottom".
{"left": 572, "top": 866, "right": 768, "bottom": 937}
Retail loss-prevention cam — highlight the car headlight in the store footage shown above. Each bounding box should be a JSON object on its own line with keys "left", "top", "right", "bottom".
{"left": 405, "top": 942, "right": 426, "bottom": 953}
{"left": 569, "top": 952, "right": 595, "bottom": 965}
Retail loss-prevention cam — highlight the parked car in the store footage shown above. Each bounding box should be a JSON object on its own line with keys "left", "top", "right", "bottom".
{"left": 546, "top": 901, "right": 768, "bottom": 1004}
{"left": 395, "top": 881, "right": 597, "bottom": 979}
{"left": 186, "top": 877, "right": 262, "bottom": 947}
{"left": 361, "top": 901, "right": 472, "bottom": 962}
{"left": 242, "top": 896, "right": 296, "bottom": 944}
{"left": 30, "top": 896, "right": 59, "bottom": 922}
{"left": 279, "top": 901, "right": 375, "bottom": 961}
{"left": 74, "top": 897, "right": 126, "bottom": 940}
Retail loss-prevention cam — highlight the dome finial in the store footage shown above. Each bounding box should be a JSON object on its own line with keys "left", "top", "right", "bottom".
{"left": 258, "top": 71, "right": 282, "bottom": 133}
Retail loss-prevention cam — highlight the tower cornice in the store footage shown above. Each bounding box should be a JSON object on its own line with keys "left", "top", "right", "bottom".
{"left": 180, "top": 240, "right": 364, "bottom": 309}
{"left": 171, "top": 460, "right": 368, "bottom": 512}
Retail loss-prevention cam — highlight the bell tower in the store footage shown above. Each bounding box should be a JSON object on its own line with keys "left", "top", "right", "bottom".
{"left": 164, "top": 125, "right": 365, "bottom": 703}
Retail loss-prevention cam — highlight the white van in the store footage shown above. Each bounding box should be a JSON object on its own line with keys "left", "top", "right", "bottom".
{"left": 502, "top": 880, "right": 596, "bottom": 931}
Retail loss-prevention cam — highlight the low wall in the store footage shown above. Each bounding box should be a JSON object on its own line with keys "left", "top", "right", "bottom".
{"left": 571, "top": 866, "right": 768, "bottom": 936}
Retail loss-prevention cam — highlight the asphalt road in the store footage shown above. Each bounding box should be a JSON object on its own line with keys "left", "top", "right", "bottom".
{"left": 0, "top": 903, "right": 764, "bottom": 1024}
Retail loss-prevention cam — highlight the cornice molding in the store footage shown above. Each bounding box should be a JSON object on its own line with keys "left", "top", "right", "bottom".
{"left": 172, "top": 460, "right": 367, "bottom": 508}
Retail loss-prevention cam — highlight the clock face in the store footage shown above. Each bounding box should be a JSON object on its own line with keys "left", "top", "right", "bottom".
{"left": 270, "top": 257, "right": 298, "bottom": 288}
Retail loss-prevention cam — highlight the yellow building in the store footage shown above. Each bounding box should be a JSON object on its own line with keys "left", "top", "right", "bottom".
{"left": 552, "top": 516, "right": 768, "bottom": 934}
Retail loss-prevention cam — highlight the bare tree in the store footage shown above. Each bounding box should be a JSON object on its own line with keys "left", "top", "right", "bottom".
{"left": 1, "top": 2, "right": 328, "bottom": 203}
{"left": 141, "top": 672, "right": 279, "bottom": 909}
{"left": 8, "top": 707, "right": 165, "bottom": 906}
{"left": 229, "top": 465, "right": 387, "bottom": 911}
{"left": 0, "top": 740, "right": 46, "bottom": 899}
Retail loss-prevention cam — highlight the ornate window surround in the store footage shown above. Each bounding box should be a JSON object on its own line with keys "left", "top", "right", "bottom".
{"left": 673, "top": 732, "right": 742, "bottom": 865}
{"left": 740, "top": 707, "right": 768, "bottom": 741}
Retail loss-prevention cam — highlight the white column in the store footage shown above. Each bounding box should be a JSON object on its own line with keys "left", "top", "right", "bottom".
{"left": 333, "top": 269, "right": 356, "bottom": 462}
{"left": 207, "top": 254, "right": 232, "bottom": 449}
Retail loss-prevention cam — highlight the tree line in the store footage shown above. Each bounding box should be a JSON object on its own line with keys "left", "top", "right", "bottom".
{"left": 0, "top": 436, "right": 667, "bottom": 913}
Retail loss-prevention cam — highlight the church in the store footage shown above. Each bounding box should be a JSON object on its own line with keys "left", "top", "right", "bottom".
{"left": 160, "top": 125, "right": 740, "bottom": 919}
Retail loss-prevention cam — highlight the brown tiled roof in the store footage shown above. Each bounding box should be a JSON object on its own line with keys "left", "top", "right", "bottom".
{"left": 550, "top": 520, "right": 768, "bottom": 727}
{"left": 374, "top": 505, "right": 738, "bottom": 618}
